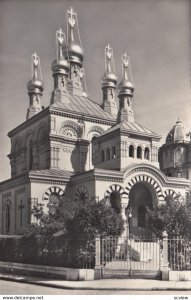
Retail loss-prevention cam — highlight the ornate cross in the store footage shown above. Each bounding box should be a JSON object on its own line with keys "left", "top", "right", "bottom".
{"left": 106, "top": 44, "right": 112, "bottom": 60}
{"left": 67, "top": 7, "right": 76, "bottom": 28}
{"left": 122, "top": 52, "right": 129, "bottom": 68}
{"left": 57, "top": 28, "right": 64, "bottom": 45}
{"left": 32, "top": 53, "right": 39, "bottom": 80}
{"left": 18, "top": 200, "right": 24, "bottom": 226}
{"left": 32, "top": 53, "right": 39, "bottom": 67}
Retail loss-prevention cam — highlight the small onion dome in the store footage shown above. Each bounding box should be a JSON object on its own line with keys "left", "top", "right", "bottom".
{"left": 51, "top": 57, "right": 69, "bottom": 76}
{"left": 166, "top": 120, "right": 190, "bottom": 143}
{"left": 118, "top": 78, "right": 134, "bottom": 98}
{"left": 64, "top": 41, "right": 84, "bottom": 66}
{"left": 27, "top": 78, "right": 44, "bottom": 94}
{"left": 102, "top": 72, "right": 117, "bottom": 89}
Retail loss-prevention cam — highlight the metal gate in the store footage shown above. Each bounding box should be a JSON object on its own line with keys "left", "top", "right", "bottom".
{"left": 101, "top": 235, "right": 162, "bottom": 279}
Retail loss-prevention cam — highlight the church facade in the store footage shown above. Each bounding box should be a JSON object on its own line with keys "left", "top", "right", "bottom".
{"left": 0, "top": 8, "right": 190, "bottom": 238}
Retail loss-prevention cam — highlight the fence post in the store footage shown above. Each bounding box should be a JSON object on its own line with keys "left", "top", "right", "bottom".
{"left": 94, "top": 234, "right": 102, "bottom": 279}
{"left": 161, "top": 230, "right": 169, "bottom": 280}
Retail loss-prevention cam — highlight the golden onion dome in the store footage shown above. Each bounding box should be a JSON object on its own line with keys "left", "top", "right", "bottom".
{"left": 64, "top": 41, "right": 84, "bottom": 65}
{"left": 27, "top": 78, "right": 44, "bottom": 94}
{"left": 102, "top": 71, "right": 117, "bottom": 88}
{"left": 118, "top": 78, "right": 134, "bottom": 97}
{"left": 51, "top": 58, "right": 69, "bottom": 76}
{"left": 166, "top": 120, "right": 190, "bottom": 143}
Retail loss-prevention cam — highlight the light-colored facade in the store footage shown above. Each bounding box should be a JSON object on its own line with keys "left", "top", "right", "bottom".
{"left": 0, "top": 8, "right": 190, "bottom": 238}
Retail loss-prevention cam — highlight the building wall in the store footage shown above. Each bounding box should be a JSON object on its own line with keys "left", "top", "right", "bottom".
{"left": 9, "top": 114, "right": 50, "bottom": 178}
{"left": 0, "top": 183, "right": 31, "bottom": 234}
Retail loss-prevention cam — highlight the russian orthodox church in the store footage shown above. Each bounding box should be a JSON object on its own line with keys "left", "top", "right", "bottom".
{"left": 0, "top": 8, "right": 190, "bottom": 238}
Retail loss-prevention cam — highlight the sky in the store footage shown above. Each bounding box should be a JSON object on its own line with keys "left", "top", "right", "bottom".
{"left": 0, "top": 0, "right": 190, "bottom": 182}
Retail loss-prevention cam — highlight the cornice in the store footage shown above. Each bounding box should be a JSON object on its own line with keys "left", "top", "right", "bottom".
{"left": 49, "top": 107, "right": 115, "bottom": 126}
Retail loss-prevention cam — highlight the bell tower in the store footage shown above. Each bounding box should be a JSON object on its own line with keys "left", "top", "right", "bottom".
{"left": 26, "top": 53, "right": 44, "bottom": 120}
{"left": 117, "top": 52, "right": 135, "bottom": 123}
{"left": 101, "top": 44, "right": 118, "bottom": 116}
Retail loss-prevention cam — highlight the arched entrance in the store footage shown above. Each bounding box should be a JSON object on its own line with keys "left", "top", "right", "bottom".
{"left": 110, "top": 191, "right": 121, "bottom": 214}
{"left": 128, "top": 182, "right": 156, "bottom": 239}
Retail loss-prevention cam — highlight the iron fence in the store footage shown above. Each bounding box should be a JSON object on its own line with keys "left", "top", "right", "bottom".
{"left": 168, "top": 237, "right": 191, "bottom": 270}
{"left": 0, "top": 236, "right": 95, "bottom": 269}
{"left": 101, "top": 235, "right": 161, "bottom": 271}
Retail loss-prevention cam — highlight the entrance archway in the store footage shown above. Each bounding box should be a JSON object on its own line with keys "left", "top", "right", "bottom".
{"left": 110, "top": 191, "right": 121, "bottom": 214}
{"left": 128, "top": 182, "right": 155, "bottom": 239}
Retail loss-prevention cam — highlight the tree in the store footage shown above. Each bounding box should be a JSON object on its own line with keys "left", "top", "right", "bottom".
{"left": 20, "top": 198, "right": 124, "bottom": 267}
{"left": 147, "top": 194, "right": 191, "bottom": 239}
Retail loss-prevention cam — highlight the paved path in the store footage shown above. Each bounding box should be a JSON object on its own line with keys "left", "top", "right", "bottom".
{"left": 1, "top": 279, "right": 191, "bottom": 295}
{"left": 0, "top": 273, "right": 191, "bottom": 291}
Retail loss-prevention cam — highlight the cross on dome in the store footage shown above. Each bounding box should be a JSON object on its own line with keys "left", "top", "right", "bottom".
{"left": 106, "top": 44, "right": 112, "bottom": 60}
{"left": 32, "top": 53, "right": 39, "bottom": 67}
{"left": 56, "top": 28, "right": 64, "bottom": 45}
{"left": 67, "top": 7, "right": 76, "bottom": 28}
{"left": 122, "top": 52, "right": 129, "bottom": 68}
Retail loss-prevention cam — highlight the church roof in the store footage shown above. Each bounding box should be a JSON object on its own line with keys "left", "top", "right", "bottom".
{"left": 29, "top": 169, "right": 73, "bottom": 180}
{"left": 165, "top": 120, "right": 190, "bottom": 144}
{"left": 97, "top": 119, "right": 160, "bottom": 139}
{"left": 50, "top": 93, "right": 116, "bottom": 122}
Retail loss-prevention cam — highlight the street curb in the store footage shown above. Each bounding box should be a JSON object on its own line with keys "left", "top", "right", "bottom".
{"left": 0, "top": 275, "right": 191, "bottom": 291}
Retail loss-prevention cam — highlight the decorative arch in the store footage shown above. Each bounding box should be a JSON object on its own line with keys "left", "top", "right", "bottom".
{"left": 124, "top": 175, "right": 164, "bottom": 201}
{"left": 59, "top": 120, "right": 82, "bottom": 138}
{"left": 12, "top": 136, "right": 22, "bottom": 153}
{"left": 75, "top": 186, "right": 89, "bottom": 202}
{"left": 43, "top": 186, "right": 64, "bottom": 201}
{"left": 86, "top": 126, "right": 105, "bottom": 139}
{"left": 36, "top": 123, "right": 48, "bottom": 142}
{"left": 164, "top": 189, "right": 177, "bottom": 199}
{"left": 23, "top": 129, "right": 34, "bottom": 145}
{"left": 104, "top": 184, "right": 129, "bottom": 202}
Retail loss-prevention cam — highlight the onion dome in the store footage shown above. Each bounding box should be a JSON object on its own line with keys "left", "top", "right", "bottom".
{"left": 102, "top": 71, "right": 117, "bottom": 88}
{"left": 27, "top": 53, "right": 44, "bottom": 94}
{"left": 52, "top": 29, "right": 70, "bottom": 77}
{"left": 64, "top": 7, "right": 84, "bottom": 66}
{"left": 65, "top": 41, "right": 84, "bottom": 65}
{"left": 166, "top": 119, "right": 190, "bottom": 143}
{"left": 27, "top": 78, "right": 44, "bottom": 94}
{"left": 118, "top": 53, "right": 134, "bottom": 98}
{"left": 102, "top": 44, "right": 117, "bottom": 88}
{"left": 52, "top": 58, "right": 69, "bottom": 76}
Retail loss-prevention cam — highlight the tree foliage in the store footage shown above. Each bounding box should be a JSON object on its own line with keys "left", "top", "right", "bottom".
{"left": 12, "top": 198, "right": 125, "bottom": 267}
{"left": 147, "top": 195, "right": 191, "bottom": 238}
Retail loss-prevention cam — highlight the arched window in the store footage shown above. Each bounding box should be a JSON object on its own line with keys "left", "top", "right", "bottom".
{"left": 101, "top": 150, "right": 105, "bottom": 162}
{"left": 175, "top": 148, "right": 182, "bottom": 163}
{"left": 138, "top": 205, "right": 146, "bottom": 228}
{"left": 5, "top": 204, "right": 10, "bottom": 233}
{"left": 112, "top": 146, "right": 116, "bottom": 159}
{"left": 48, "top": 194, "right": 60, "bottom": 215}
{"left": 79, "top": 192, "right": 86, "bottom": 205}
{"left": 137, "top": 146, "right": 142, "bottom": 159}
{"left": 106, "top": 148, "right": 110, "bottom": 161}
{"left": 144, "top": 147, "right": 150, "bottom": 160}
{"left": 91, "top": 136, "right": 97, "bottom": 164}
{"left": 129, "top": 145, "right": 134, "bottom": 158}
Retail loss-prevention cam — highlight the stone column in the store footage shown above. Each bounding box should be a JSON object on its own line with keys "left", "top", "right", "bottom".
{"left": 162, "top": 230, "right": 169, "bottom": 269}
{"left": 161, "top": 230, "right": 169, "bottom": 280}
{"left": 94, "top": 234, "right": 102, "bottom": 279}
